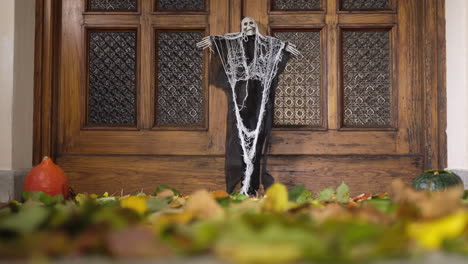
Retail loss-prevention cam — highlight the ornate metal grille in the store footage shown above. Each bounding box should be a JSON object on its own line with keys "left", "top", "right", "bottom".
{"left": 156, "top": 31, "right": 204, "bottom": 126}
{"left": 273, "top": 31, "right": 322, "bottom": 127}
{"left": 341, "top": 0, "right": 391, "bottom": 10}
{"left": 156, "top": 0, "right": 205, "bottom": 11}
{"left": 88, "top": 31, "right": 137, "bottom": 126}
{"left": 342, "top": 30, "right": 391, "bottom": 127}
{"left": 271, "top": 0, "right": 321, "bottom": 10}
{"left": 88, "top": 0, "right": 137, "bottom": 11}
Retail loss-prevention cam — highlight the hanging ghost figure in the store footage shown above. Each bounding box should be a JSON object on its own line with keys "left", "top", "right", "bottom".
{"left": 197, "top": 17, "right": 300, "bottom": 195}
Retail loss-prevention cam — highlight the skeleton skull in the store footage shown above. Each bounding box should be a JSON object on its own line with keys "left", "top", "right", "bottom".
{"left": 241, "top": 17, "right": 257, "bottom": 36}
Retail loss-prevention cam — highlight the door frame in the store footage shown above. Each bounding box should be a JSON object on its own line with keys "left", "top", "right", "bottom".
{"left": 33, "top": 0, "right": 447, "bottom": 170}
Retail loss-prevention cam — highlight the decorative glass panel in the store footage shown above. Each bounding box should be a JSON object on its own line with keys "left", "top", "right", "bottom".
{"left": 273, "top": 31, "right": 322, "bottom": 127}
{"left": 156, "top": 0, "right": 205, "bottom": 11}
{"left": 156, "top": 31, "right": 204, "bottom": 126}
{"left": 342, "top": 30, "right": 391, "bottom": 127}
{"left": 271, "top": 0, "right": 321, "bottom": 10}
{"left": 88, "top": 31, "right": 137, "bottom": 125}
{"left": 341, "top": 0, "right": 391, "bottom": 11}
{"left": 88, "top": 0, "right": 137, "bottom": 12}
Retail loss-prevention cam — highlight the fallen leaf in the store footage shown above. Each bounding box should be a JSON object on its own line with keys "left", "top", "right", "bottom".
{"left": 157, "top": 189, "right": 175, "bottom": 198}
{"left": 336, "top": 182, "right": 350, "bottom": 203}
{"left": 212, "top": 190, "right": 229, "bottom": 199}
{"left": 391, "top": 179, "right": 464, "bottom": 219}
{"left": 107, "top": 226, "right": 172, "bottom": 258}
{"left": 120, "top": 196, "right": 148, "bottom": 214}
{"left": 407, "top": 210, "right": 468, "bottom": 249}
{"left": 318, "top": 187, "right": 334, "bottom": 202}
{"left": 261, "top": 183, "right": 289, "bottom": 213}
{"left": 185, "top": 190, "right": 223, "bottom": 219}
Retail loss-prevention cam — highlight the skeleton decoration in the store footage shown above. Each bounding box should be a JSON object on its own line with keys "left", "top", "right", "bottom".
{"left": 197, "top": 18, "right": 300, "bottom": 195}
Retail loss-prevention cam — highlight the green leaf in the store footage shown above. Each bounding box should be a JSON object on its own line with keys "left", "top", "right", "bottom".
{"left": 0, "top": 205, "right": 49, "bottom": 233}
{"left": 231, "top": 193, "right": 249, "bottom": 201}
{"left": 296, "top": 190, "right": 313, "bottom": 204}
{"left": 318, "top": 187, "right": 334, "bottom": 202}
{"left": 462, "top": 190, "right": 468, "bottom": 200}
{"left": 146, "top": 197, "right": 169, "bottom": 213}
{"left": 288, "top": 185, "right": 313, "bottom": 203}
{"left": 362, "top": 199, "right": 395, "bottom": 213}
{"left": 288, "top": 185, "right": 305, "bottom": 201}
{"left": 22, "top": 191, "right": 64, "bottom": 205}
{"left": 336, "top": 182, "right": 350, "bottom": 203}
{"left": 154, "top": 185, "right": 180, "bottom": 196}
{"left": 216, "top": 197, "right": 232, "bottom": 208}
{"left": 95, "top": 197, "right": 120, "bottom": 207}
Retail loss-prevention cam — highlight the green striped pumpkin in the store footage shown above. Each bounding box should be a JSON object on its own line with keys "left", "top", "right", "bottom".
{"left": 412, "top": 169, "right": 464, "bottom": 191}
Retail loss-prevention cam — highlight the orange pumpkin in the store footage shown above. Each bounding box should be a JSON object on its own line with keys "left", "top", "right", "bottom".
{"left": 23, "top": 156, "right": 70, "bottom": 198}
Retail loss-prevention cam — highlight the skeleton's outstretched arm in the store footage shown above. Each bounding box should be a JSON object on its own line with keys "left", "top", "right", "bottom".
{"left": 197, "top": 35, "right": 301, "bottom": 58}
{"left": 196, "top": 36, "right": 212, "bottom": 50}
{"left": 285, "top": 43, "right": 301, "bottom": 57}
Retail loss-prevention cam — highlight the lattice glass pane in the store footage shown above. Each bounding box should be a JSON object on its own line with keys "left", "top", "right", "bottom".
{"left": 156, "top": 31, "right": 204, "bottom": 126}
{"left": 342, "top": 30, "right": 391, "bottom": 127}
{"left": 88, "top": 31, "right": 136, "bottom": 125}
{"left": 273, "top": 31, "right": 322, "bottom": 127}
{"left": 88, "top": 0, "right": 137, "bottom": 11}
{"left": 272, "top": 0, "right": 321, "bottom": 10}
{"left": 156, "top": 0, "right": 205, "bottom": 11}
{"left": 341, "top": 0, "right": 391, "bottom": 10}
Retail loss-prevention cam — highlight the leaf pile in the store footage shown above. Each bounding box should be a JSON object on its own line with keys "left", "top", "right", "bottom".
{"left": 0, "top": 181, "right": 467, "bottom": 263}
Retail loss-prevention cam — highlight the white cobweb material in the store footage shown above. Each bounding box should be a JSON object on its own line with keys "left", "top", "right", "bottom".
{"left": 211, "top": 27, "right": 286, "bottom": 195}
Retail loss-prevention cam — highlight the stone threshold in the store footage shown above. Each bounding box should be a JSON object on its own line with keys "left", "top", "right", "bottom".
{"left": 0, "top": 170, "right": 29, "bottom": 202}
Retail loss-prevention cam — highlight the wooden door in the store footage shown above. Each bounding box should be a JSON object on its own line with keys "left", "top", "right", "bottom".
{"left": 240, "top": 0, "right": 443, "bottom": 194}
{"left": 54, "top": 0, "right": 230, "bottom": 194}
{"left": 35, "top": 0, "right": 446, "bottom": 195}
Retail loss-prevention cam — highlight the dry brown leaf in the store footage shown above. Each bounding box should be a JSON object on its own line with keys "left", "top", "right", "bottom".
{"left": 212, "top": 190, "right": 229, "bottom": 198}
{"left": 107, "top": 226, "right": 173, "bottom": 258}
{"left": 390, "top": 179, "right": 464, "bottom": 219}
{"left": 185, "top": 190, "right": 224, "bottom": 219}
{"left": 352, "top": 205, "right": 393, "bottom": 225}
{"left": 157, "top": 189, "right": 175, "bottom": 198}
{"left": 310, "top": 203, "right": 352, "bottom": 223}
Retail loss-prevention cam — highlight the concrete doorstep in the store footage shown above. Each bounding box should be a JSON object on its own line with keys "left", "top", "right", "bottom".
{"left": 0, "top": 170, "right": 28, "bottom": 202}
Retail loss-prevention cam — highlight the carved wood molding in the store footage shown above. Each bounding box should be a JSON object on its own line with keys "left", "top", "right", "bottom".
{"left": 33, "top": 0, "right": 61, "bottom": 164}
{"left": 421, "top": 0, "right": 447, "bottom": 169}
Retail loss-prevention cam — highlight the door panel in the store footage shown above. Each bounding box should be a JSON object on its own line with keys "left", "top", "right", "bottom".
{"left": 53, "top": 0, "right": 430, "bottom": 194}
{"left": 56, "top": 155, "right": 225, "bottom": 195}
{"left": 269, "top": 155, "right": 422, "bottom": 195}
{"left": 59, "top": 0, "right": 228, "bottom": 157}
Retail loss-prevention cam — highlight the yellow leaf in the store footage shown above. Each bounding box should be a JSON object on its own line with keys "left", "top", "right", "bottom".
{"left": 75, "top": 193, "right": 89, "bottom": 205}
{"left": 103, "top": 192, "right": 109, "bottom": 197}
{"left": 153, "top": 211, "right": 195, "bottom": 233}
{"left": 407, "top": 210, "right": 468, "bottom": 249}
{"left": 261, "top": 183, "right": 289, "bottom": 213}
{"left": 120, "top": 196, "right": 148, "bottom": 214}
{"left": 169, "top": 197, "right": 186, "bottom": 208}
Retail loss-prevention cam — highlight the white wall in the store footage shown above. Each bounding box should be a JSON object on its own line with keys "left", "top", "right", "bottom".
{"left": 0, "top": 0, "right": 34, "bottom": 171}
{"left": 12, "top": 0, "right": 35, "bottom": 170}
{"left": 0, "top": 0, "right": 15, "bottom": 170}
{"left": 446, "top": 0, "right": 468, "bottom": 171}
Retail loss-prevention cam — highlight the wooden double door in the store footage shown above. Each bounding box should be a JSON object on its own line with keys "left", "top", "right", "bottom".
{"left": 36, "top": 0, "right": 446, "bottom": 195}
